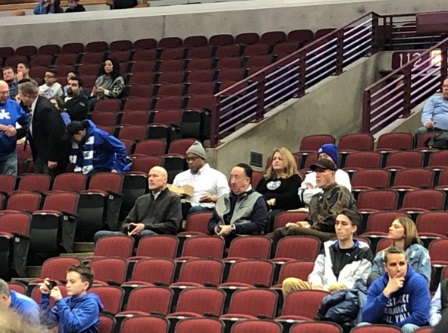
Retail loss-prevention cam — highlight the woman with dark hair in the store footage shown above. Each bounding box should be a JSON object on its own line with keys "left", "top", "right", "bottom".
{"left": 34, "top": 0, "right": 63, "bottom": 14}
{"left": 89, "top": 58, "right": 125, "bottom": 110}
{"left": 369, "top": 216, "right": 431, "bottom": 284}
{"left": 255, "top": 147, "right": 303, "bottom": 233}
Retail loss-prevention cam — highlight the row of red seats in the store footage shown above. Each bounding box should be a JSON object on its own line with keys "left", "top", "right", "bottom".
{"left": 0, "top": 30, "right": 321, "bottom": 59}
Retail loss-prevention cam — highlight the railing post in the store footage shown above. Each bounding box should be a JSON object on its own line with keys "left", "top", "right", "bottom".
{"left": 297, "top": 50, "right": 306, "bottom": 97}
{"left": 402, "top": 66, "right": 412, "bottom": 118}
{"left": 362, "top": 90, "right": 372, "bottom": 133}
{"left": 255, "top": 74, "right": 265, "bottom": 121}
{"left": 335, "top": 30, "right": 344, "bottom": 75}
{"left": 210, "top": 96, "right": 220, "bottom": 147}
{"left": 441, "top": 41, "right": 448, "bottom": 84}
{"left": 371, "top": 13, "right": 379, "bottom": 55}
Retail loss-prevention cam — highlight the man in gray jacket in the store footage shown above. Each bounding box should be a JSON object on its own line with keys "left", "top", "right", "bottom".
{"left": 208, "top": 163, "right": 268, "bottom": 245}
{"left": 94, "top": 166, "right": 182, "bottom": 242}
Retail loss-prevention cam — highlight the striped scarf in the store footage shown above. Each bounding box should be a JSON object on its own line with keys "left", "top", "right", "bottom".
{"left": 69, "top": 135, "right": 95, "bottom": 175}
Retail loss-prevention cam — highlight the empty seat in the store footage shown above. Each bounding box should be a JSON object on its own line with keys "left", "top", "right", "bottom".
{"left": 120, "top": 316, "right": 169, "bottom": 333}
{"left": 272, "top": 260, "right": 315, "bottom": 288}
{"left": 90, "top": 257, "right": 128, "bottom": 285}
{"left": 290, "top": 321, "right": 343, "bottom": 333}
{"left": 351, "top": 169, "right": 390, "bottom": 191}
{"left": 171, "top": 258, "right": 224, "bottom": 287}
{"left": 117, "top": 286, "right": 173, "bottom": 316}
{"left": 178, "top": 212, "right": 213, "bottom": 236}
{"left": 401, "top": 190, "right": 445, "bottom": 212}
{"left": 175, "top": 318, "right": 224, "bottom": 333}
{"left": 87, "top": 235, "right": 134, "bottom": 260}
{"left": 376, "top": 132, "right": 414, "bottom": 152}
{"left": 391, "top": 168, "right": 434, "bottom": 190}
{"left": 299, "top": 134, "right": 336, "bottom": 153}
{"left": 385, "top": 151, "right": 424, "bottom": 169}
{"left": 130, "top": 235, "right": 178, "bottom": 260}
{"left": 338, "top": 133, "right": 374, "bottom": 152}
{"left": 219, "top": 259, "right": 274, "bottom": 288}
{"left": 357, "top": 190, "right": 399, "bottom": 212}
{"left": 133, "top": 38, "right": 157, "bottom": 50}
{"left": 209, "top": 34, "right": 234, "bottom": 47}
{"left": 276, "top": 289, "right": 328, "bottom": 321}
{"left": 231, "top": 320, "right": 282, "bottom": 333}
{"left": 274, "top": 236, "right": 321, "bottom": 262}
{"left": 226, "top": 236, "right": 272, "bottom": 261}
{"left": 220, "top": 288, "right": 278, "bottom": 319}
{"left": 169, "top": 287, "right": 226, "bottom": 317}
{"left": 344, "top": 152, "right": 382, "bottom": 170}
{"left": 125, "top": 258, "right": 175, "bottom": 289}
{"left": 177, "top": 236, "right": 225, "bottom": 260}
{"left": 89, "top": 285, "right": 124, "bottom": 315}
{"left": 133, "top": 139, "right": 166, "bottom": 156}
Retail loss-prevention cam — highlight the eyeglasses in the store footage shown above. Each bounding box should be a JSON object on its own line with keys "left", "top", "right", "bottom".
{"left": 0, "top": 91, "right": 9, "bottom": 95}
{"left": 45, "top": 75, "right": 55, "bottom": 78}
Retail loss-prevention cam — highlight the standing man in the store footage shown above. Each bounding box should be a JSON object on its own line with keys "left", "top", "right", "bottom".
{"left": 2, "top": 66, "right": 18, "bottom": 101}
{"left": 94, "top": 166, "right": 182, "bottom": 242}
{"left": 0, "top": 278, "right": 39, "bottom": 325}
{"left": 173, "top": 141, "right": 229, "bottom": 219}
{"left": 208, "top": 163, "right": 268, "bottom": 245}
{"left": 361, "top": 247, "right": 430, "bottom": 333}
{"left": 17, "top": 81, "right": 66, "bottom": 176}
{"left": 417, "top": 78, "right": 448, "bottom": 136}
{"left": 0, "top": 80, "right": 28, "bottom": 176}
{"left": 64, "top": 76, "right": 88, "bottom": 121}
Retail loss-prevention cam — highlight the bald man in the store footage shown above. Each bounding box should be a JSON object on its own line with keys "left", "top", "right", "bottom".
{"left": 0, "top": 80, "right": 29, "bottom": 176}
{"left": 94, "top": 167, "right": 182, "bottom": 242}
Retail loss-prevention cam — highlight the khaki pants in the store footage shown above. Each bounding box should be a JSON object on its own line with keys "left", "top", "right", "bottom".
{"left": 282, "top": 278, "right": 312, "bottom": 296}
{"left": 282, "top": 278, "right": 347, "bottom": 296}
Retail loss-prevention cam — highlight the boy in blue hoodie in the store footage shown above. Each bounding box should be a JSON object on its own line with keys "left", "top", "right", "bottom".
{"left": 361, "top": 246, "right": 430, "bottom": 333}
{"left": 40, "top": 264, "right": 104, "bottom": 333}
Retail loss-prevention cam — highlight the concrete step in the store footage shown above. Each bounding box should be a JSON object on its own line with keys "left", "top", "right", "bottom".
{"left": 59, "top": 252, "right": 94, "bottom": 259}
{"left": 73, "top": 242, "right": 95, "bottom": 253}
{"left": 11, "top": 277, "right": 35, "bottom": 283}
{"left": 26, "top": 266, "right": 42, "bottom": 278}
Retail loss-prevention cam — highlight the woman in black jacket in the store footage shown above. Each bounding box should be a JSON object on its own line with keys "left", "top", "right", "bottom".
{"left": 256, "top": 147, "right": 303, "bottom": 233}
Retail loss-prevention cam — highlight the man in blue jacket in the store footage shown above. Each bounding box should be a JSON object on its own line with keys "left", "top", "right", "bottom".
{"left": 361, "top": 246, "right": 430, "bottom": 333}
{"left": 66, "top": 119, "right": 127, "bottom": 175}
{"left": 40, "top": 264, "right": 103, "bottom": 333}
{"left": 0, "top": 80, "right": 28, "bottom": 176}
{"left": 0, "top": 278, "right": 39, "bottom": 325}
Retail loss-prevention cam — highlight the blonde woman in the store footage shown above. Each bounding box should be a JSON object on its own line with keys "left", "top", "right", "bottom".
{"left": 369, "top": 216, "right": 431, "bottom": 284}
{"left": 255, "top": 147, "right": 303, "bottom": 233}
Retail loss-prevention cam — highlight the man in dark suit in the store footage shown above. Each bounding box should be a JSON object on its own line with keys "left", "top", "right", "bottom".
{"left": 17, "top": 81, "right": 66, "bottom": 176}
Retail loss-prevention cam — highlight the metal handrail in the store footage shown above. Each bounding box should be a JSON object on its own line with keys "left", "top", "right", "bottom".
{"left": 362, "top": 35, "right": 448, "bottom": 134}
{"left": 210, "top": 11, "right": 380, "bottom": 147}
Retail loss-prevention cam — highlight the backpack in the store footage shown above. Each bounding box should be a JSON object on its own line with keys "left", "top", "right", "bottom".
{"left": 427, "top": 132, "right": 448, "bottom": 149}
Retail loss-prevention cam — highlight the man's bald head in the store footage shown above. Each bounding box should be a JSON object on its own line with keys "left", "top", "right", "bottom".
{"left": 0, "top": 80, "right": 10, "bottom": 103}
{"left": 148, "top": 166, "right": 168, "bottom": 192}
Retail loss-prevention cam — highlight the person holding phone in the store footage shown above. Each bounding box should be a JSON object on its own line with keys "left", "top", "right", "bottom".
{"left": 93, "top": 166, "right": 182, "bottom": 242}
{"left": 39, "top": 264, "right": 103, "bottom": 333}
{"left": 359, "top": 247, "right": 430, "bottom": 333}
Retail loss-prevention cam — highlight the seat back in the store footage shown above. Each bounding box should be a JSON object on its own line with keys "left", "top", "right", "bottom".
{"left": 180, "top": 236, "right": 224, "bottom": 259}
{"left": 281, "top": 289, "right": 329, "bottom": 319}
{"left": 126, "top": 286, "right": 173, "bottom": 315}
{"left": 175, "top": 318, "right": 224, "bottom": 333}
{"left": 227, "top": 237, "right": 272, "bottom": 259}
{"left": 226, "top": 260, "right": 274, "bottom": 287}
{"left": 135, "top": 235, "right": 178, "bottom": 259}
{"left": 275, "top": 236, "right": 321, "bottom": 261}
{"left": 90, "top": 285, "right": 124, "bottom": 315}
{"left": 177, "top": 259, "right": 224, "bottom": 285}
{"left": 130, "top": 258, "right": 175, "bottom": 285}
{"left": 175, "top": 287, "right": 226, "bottom": 316}
{"left": 226, "top": 289, "right": 278, "bottom": 318}
{"left": 120, "top": 316, "right": 169, "bottom": 333}
{"left": 290, "top": 322, "right": 343, "bottom": 333}
{"left": 94, "top": 235, "right": 134, "bottom": 258}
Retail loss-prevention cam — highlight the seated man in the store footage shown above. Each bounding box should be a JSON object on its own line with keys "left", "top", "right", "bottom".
{"left": 361, "top": 247, "right": 430, "bottom": 333}
{"left": 66, "top": 120, "right": 128, "bottom": 174}
{"left": 417, "top": 78, "right": 448, "bottom": 136}
{"left": 64, "top": 76, "right": 88, "bottom": 121}
{"left": 208, "top": 163, "right": 268, "bottom": 245}
{"left": 94, "top": 166, "right": 182, "bottom": 242}
{"left": 173, "top": 141, "right": 230, "bottom": 219}
{"left": 0, "top": 278, "right": 39, "bottom": 325}
{"left": 272, "top": 159, "right": 355, "bottom": 248}
{"left": 2, "top": 66, "right": 18, "bottom": 101}
{"left": 429, "top": 279, "right": 448, "bottom": 327}
{"left": 38, "top": 70, "right": 63, "bottom": 99}
{"left": 282, "top": 209, "right": 373, "bottom": 296}
{"left": 299, "top": 143, "right": 351, "bottom": 205}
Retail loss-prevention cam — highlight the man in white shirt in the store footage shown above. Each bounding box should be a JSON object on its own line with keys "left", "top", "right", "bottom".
{"left": 38, "top": 70, "right": 63, "bottom": 99}
{"left": 299, "top": 143, "right": 351, "bottom": 205}
{"left": 173, "top": 141, "right": 230, "bottom": 219}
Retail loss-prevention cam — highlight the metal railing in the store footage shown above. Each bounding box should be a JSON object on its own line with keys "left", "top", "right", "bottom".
{"left": 210, "top": 12, "right": 380, "bottom": 147}
{"left": 362, "top": 38, "right": 448, "bottom": 134}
